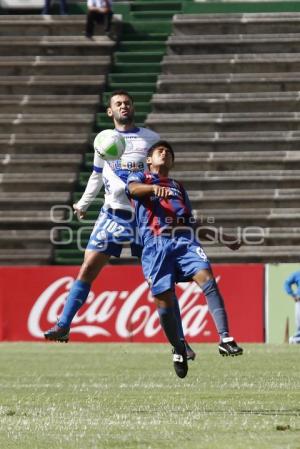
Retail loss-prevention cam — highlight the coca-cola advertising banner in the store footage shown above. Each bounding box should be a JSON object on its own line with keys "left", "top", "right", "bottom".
{"left": 0, "top": 265, "right": 264, "bottom": 342}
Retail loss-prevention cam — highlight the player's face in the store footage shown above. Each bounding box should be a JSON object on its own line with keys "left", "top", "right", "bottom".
{"left": 107, "top": 95, "right": 135, "bottom": 125}
{"left": 147, "top": 146, "right": 174, "bottom": 171}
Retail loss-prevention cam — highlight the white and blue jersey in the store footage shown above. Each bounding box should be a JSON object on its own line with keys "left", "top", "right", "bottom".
{"left": 78, "top": 126, "right": 160, "bottom": 256}
{"left": 127, "top": 171, "right": 210, "bottom": 295}
{"left": 89, "top": 127, "right": 159, "bottom": 212}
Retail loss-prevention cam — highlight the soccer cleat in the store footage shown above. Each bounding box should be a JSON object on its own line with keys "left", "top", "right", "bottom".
{"left": 218, "top": 337, "right": 243, "bottom": 357}
{"left": 172, "top": 349, "right": 188, "bottom": 378}
{"left": 44, "top": 323, "right": 70, "bottom": 343}
{"left": 184, "top": 340, "right": 197, "bottom": 361}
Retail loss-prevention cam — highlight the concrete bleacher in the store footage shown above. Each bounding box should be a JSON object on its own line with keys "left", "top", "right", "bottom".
{"left": 0, "top": 14, "right": 119, "bottom": 264}
{"left": 3, "top": 7, "right": 300, "bottom": 264}
{"left": 146, "top": 12, "right": 300, "bottom": 262}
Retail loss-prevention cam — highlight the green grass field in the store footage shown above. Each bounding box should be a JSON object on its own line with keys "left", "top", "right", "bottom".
{"left": 0, "top": 343, "right": 299, "bottom": 449}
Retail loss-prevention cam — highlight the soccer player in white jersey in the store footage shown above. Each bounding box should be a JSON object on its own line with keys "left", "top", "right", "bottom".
{"left": 44, "top": 91, "right": 195, "bottom": 359}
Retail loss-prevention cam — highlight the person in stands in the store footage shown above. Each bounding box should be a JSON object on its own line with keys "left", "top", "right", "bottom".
{"left": 42, "top": 0, "right": 68, "bottom": 15}
{"left": 85, "top": 0, "right": 113, "bottom": 39}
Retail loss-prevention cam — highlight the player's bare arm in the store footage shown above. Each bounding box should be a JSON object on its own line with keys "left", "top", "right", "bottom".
{"left": 197, "top": 226, "right": 242, "bottom": 251}
{"left": 73, "top": 203, "right": 86, "bottom": 220}
{"left": 128, "top": 182, "right": 171, "bottom": 199}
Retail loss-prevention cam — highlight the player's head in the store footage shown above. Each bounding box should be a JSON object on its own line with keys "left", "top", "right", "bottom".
{"left": 147, "top": 140, "right": 175, "bottom": 173}
{"left": 107, "top": 90, "right": 135, "bottom": 127}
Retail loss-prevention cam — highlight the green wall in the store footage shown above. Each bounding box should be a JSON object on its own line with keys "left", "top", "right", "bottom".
{"left": 266, "top": 263, "right": 300, "bottom": 343}
{"left": 184, "top": 1, "right": 300, "bottom": 13}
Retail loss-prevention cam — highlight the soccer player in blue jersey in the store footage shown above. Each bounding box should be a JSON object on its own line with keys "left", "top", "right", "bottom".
{"left": 44, "top": 91, "right": 195, "bottom": 359}
{"left": 127, "top": 140, "right": 243, "bottom": 378}
{"left": 284, "top": 271, "right": 300, "bottom": 344}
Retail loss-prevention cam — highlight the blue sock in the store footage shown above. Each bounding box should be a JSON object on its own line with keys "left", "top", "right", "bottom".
{"left": 172, "top": 293, "right": 185, "bottom": 340}
{"left": 58, "top": 280, "right": 90, "bottom": 328}
{"left": 202, "top": 279, "right": 229, "bottom": 339}
{"left": 158, "top": 307, "right": 185, "bottom": 354}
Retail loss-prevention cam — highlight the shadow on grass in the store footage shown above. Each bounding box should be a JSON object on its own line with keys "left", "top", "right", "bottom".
{"left": 239, "top": 408, "right": 300, "bottom": 416}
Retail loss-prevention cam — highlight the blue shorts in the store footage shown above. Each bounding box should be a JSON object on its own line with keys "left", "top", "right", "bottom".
{"left": 86, "top": 207, "right": 142, "bottom": 257}
{"left": 142, "top": 236, "right": 210, "bottom": 296}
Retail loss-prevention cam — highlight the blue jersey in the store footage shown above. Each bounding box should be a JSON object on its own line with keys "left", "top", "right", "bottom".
{"left": 127, "top": 171, "right": 195, "bottom": 246}
{"left": 284, "top": 271, "right": 300, "bottom": 297}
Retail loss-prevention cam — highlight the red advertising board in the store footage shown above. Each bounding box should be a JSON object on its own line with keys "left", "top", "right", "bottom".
{"left": 0, "top": 265, "right": 264, "bottom": 342}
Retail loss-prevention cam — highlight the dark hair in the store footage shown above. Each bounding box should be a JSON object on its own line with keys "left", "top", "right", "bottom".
{"left": 108, "top": 90, "right": 134, "bottom": 107}
{"left": 147, "top": 140, "right": 175, "bottom": 161}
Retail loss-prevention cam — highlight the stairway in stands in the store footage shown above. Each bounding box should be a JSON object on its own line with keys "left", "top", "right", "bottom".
{"left": 0, "top": 14, "right": 119, "bottom": 264}
{"left": 146, "top": 12, "right": 300, "bottom": 262}
{"left": 54, "top": 0, "right": 184, "bottom": 264}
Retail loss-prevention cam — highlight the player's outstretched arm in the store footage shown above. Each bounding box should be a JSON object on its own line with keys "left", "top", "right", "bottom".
{"left": 222, "top": 234, "right": 242, "bottom": 251}
{"left": 74, "top": 149, "right": 105, "bottom": 219}
{"left": 197, "top": 226, "right": 242, "bottom": 251}
{"left": 73, "top": 203, "right": 86, "bottom": 220}
{"left": 74, "top": 170, "right": 103, "bottom": 219}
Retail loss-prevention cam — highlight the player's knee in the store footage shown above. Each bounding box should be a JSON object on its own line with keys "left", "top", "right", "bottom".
{"left": 154, "top": 290, "right": 173, "bottom": 308}
{"left": 193, "top": 269, "right": 213, "bottom": 287}
{"left": 201, "top": 278, "right": 218, "bottom": 295}
{"left": 78, "top": 259, "right": 102, "bottom": 283}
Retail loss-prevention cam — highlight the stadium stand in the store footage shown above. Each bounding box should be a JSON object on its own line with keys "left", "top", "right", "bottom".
{"left": 54, "top": 1, "right": 182, "bottom": 265}
{"left": 0, "top": 12, "right": 121, "bottom": 264}
{"left": 146, "top": 11, "right": 300, "bottom": 262}
{"left": 3, "top": 1, "right": 300, "bottom": 265}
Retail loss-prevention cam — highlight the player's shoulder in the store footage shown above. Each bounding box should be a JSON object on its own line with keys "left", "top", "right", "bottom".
{"left": 138, "top": 127, "right": 160, "bottom": 140}
{"left": 128, "top": 170, "right": 154, "bottom": 184}
{"left": 127, "top": 170, "right": 146, "bottom": 183}
{"left": 169, "top": 177, "right": 184, "bottom": 189}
